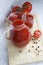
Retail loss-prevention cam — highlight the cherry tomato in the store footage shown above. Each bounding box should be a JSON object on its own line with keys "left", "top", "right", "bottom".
{"left": 10, "top": 19, "right": 31, "bottom": 47}
{"left": 22, "top": 13, "right": 34, "bottom": 28}
{"left": 11, "top": 19, "right": 23, "bottom": 26}
{"left": 12, "top": 6, "right": 22, "bottom": 12}
{"left": 33, "top": 30, "right": 42, "bottom": 38}
{"left": 25, "top": 21, "right": 33, "bottom": 28}
{"left": 9, "top": 13, "right": 18, "bottom": 22}
{"left": 22, "top": 2, "right": 32, "bottom": 12}
{"left": 25, "top": 14, "right": 34, "bottom": 28}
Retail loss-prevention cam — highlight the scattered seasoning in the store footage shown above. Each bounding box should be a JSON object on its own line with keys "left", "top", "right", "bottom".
{"left": 37, "top": 46, "right": 39, "bottom": 48}
{"left": 34, "top": 42, "right": 36, "bottom": 44}
{"left": 19, "top": 50, "right": 22, "bottom": 53}
{"left": 35, "top": 48, "right": 38, "bottom": 51}
{"left": 32, "top": 38, "right": 34, "bottom": 40}
{"left": 32, "top": 46, "right": 34, "bottom": 48}
{"left": 33, "top": 38, "right": 36, "bottom": 40}
{"left": 33, "top": 41, "right": 38, "bottom": 44}
{"left": 36, "top": 42, "right": 38, "bottom": 44}
{"left": 32, "top": 38, "right": 36, "bottom": 40}
{"left": 28, "top": 50, "right": 30, "bottom": 52}
{"left": 35, "top": 52, "right": 39, "bottom": 56}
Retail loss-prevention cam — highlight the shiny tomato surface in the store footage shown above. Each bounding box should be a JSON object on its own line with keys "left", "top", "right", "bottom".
{"left": 10, "top": 19, "right": 31, "bottom": 47}
{"left": 12, "top": 6, "right": 22, "bottom": 12}
{"left": 17, "top": 12, "right": 24, "bottom": 19}
{"left": 15, "top": 12, "right": 24, "bottom": 19}
{"left": 22, "top": 13, "right": 34, "bottom": 28}
{"left": 8, "top": 13, "right": 18, "bottom": 23}
{"left": 22, "top": 2, "right": 32, "bottom": 12}
{"left": 25, "top": 14, "right": 34, "bottom": 28}
{"left": 33, "top": 30, "right": 42, "bottom": 38}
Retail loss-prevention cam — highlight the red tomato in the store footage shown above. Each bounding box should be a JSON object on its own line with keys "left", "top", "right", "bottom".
{"left": 11, "top": 19, "right": 23, "bottom": 26}
{"left": 10, "top": 19, "right": 31, "bottom": 47}
{"left": 12, "top": 6, "right": 22, "bottom": 12}
{"left": 12, "top": 28, "right": 30, "bottom": 42}
{"left": 9, "top": 13, "right": 18, "bottom": 22}
{"left": 25, "top": 21, "right": 33, "bottom": 28}
{"left": 33, "top": 30, "right": 42, "bottom": 38}
{"left": 25, "top": 14, "right": 34, "bottom": 28}
{"left": 22, "top": 13, "right": 34, "bottom": 28}
{"left": 22, "top": 2, "right": 32, "bottom": 12}
{"left": 16, "top": 12, "right": 24, "bottom": 19}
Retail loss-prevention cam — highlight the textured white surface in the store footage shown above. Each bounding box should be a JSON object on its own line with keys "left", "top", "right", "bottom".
{"left": 8, "top": 15, "right": 43, "bottom": 65}
{"left": 0, "top": 0, "right": 43, "bottom": 65}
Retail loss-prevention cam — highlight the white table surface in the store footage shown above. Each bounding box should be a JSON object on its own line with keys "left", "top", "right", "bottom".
{"left": 0, "top": 0, "right": 43, "bottom": 65}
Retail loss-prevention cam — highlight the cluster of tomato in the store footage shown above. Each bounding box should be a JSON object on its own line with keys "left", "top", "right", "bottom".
{"left": 7, "top": 2, "right": 42, "bottom": 47}
{"left": 8, "top": 2, "right": 33, "bottom": 28}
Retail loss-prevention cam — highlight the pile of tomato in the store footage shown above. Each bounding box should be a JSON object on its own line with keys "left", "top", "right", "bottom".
{"left": 7, "top": 2, "right": 42, "bottom": 47}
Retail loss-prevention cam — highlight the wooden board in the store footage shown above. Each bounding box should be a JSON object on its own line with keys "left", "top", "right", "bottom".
{"left": 8, "top": 15, "right": 43, "bottom": 65}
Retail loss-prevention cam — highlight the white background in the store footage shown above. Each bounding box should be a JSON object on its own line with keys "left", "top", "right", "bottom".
{"left": 0, "top": 0, "right": 43, "bottom": 65}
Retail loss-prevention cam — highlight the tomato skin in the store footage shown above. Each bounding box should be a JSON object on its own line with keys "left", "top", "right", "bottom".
{"left": 22, "top": 2, "right": 32, "bottom": 12}
{"left": 12, "top": 6, "right": 20, "bottom": 12}
{"left": 12, "top": 6, "right": 22, "bottom": 12}
{"left": 10, "top": 19, "right": 31, "bottom": 47}
{"left": 8, "top": 13, "right": 18, "bottom": 22}
{"left": 12, "top": 6, "right": 17, "bottom": 12}
{"left": 12, "top": 6, "right": 24, "bottom": 19}
{"left": 17, "top": 12, "right": 24, "bottom": 19}
{"left": 22, "top": 13, "right": 34, "bottom": 28}
{"left": 25, "top": 14, "right": 34, "bottom": 28}
{"left": 22, "top": 2, "right": 31, "bottom": 7}
{"left": 11, "top": 28, "right": 30, "bottom": 42}
{"left": 25, "top": 21, "right": 33, "bottom": 28}
{"left": 33, "top": 30, "right": 42, "bottom": 38}
{"left": 11, "top": 19, "right": 23, "bottom": 26}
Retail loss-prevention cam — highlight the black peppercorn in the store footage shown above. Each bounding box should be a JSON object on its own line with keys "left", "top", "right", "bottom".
{"left": 32, "top": 46, "right": 34, "bottom": 48}
{"left": 28, "top": 50, "right": 30, "bottom": 52}
{"left": 19, "top": 50, "right": 22, "bottom": 53}
{"left": 35, "top": 48, "right": 37, "bottom": 50}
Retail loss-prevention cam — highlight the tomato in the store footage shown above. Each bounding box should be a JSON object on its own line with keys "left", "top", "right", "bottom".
{"left": 11, "top": 19, "right": 23, "bottom": 26}
{"left": 12, "top": 6, "right": 23, "bottom": 19}
{"left": 12, "top": 6, "right": 22, "bottom": 12}
{"left": 22, "top": 2, "right": 32, "bottom": 12}
{"left": 33, "top": 30, "right": 42, "bottom": 38}
{"left": 25, "top": 14, "right": 34, "bottom": 28}
{"left": 25, "top": 21, "right": 33, "bottom": 28}
{"left": 22, "top": 13, "right": 34, "bottom": 28}
{"left": 10, "top": 19, "right": 31, "bottom": 47}
{"left": 16, "top": 12, "right": 24, "bottom": 19}
{"left": 9, "top": 13, "right": 18, "bottom": 22}
{"left": 12, "top": 28, "right": 29, "bottom": 42}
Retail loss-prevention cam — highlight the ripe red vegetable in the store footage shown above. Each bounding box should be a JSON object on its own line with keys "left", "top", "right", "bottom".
{"left": 12, "top": 6, "right": 22, "bottom": 12}
{"left": 25, "top": 14, "right": 34, "bottom": 28}
{"left": 22, "top": 2, "right": 32, "bottom": 12}
{"left": 10, "top": 19, "right": 31, "bottom": 47}
{"left": 33, "top": 30, "right": 42, "bottom": 38}
{"left": 8, "top": 13, "right": 18, "bottom": 22}
{"left": 15, "top": 12, "right": 24, "bottom": 19}
{"left": 22, "top": 13, "right": 34, "bottom": 28}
